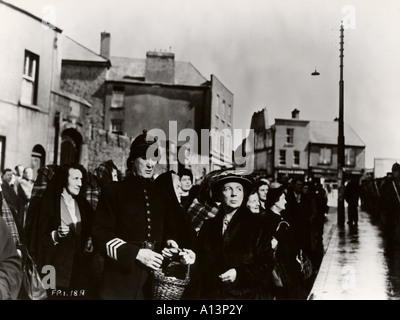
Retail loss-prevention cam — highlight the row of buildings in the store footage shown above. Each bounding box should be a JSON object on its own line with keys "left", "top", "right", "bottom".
{"left": 244, "top": 107, "right": 366, "bottom": 184}
{"left": 0, "top": 0, "right": 234, "bottom": 180}
{"left": 0, "top": 0, "right": 366, "bottom": 184}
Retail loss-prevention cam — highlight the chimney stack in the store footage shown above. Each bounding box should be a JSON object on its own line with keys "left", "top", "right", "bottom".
{"left": 100, "top": 32, "right": 111, "bottom": 59}
{"left": 291, "top": 108, "right": 300, "bottom": 119}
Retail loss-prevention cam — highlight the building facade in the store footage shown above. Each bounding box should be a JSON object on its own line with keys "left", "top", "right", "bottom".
{"left": 62, "top": 33, "right": 234, "bottom": 178}
{"left": 249, "top": 107, "right": 366, "bottom": 183}
{"left": 1, "top": 2, "right": 234, "bottom": 180}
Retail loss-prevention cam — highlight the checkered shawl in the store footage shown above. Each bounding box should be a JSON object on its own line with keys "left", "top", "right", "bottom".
{"left": 86, "top": 160, "right": 119, "bottom": 210}
{"left": 86, "top": 173, "right": 100, "bottom": 210}
{"left": 31, "top": 164, "right": 60, "bottom": 199}
{"left": 187, "top": 198, "right": 219, "bottom": 234}
{"left": 1, "top": 199, "right": 20, "bottom": 246}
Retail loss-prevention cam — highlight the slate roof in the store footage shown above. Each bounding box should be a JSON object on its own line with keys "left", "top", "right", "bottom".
{"left": 61, "top": 35, "right": 109, "bottom": 63}
{"left": 308, "top": 120, "right": 365, "bottom": 147}
{"left": 107, "top": 56, "right": 208, "bottom": 86}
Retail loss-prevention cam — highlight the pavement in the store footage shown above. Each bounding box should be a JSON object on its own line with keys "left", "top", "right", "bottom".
{"left": 307, "top": 208, "right": 391, "bottom": 300}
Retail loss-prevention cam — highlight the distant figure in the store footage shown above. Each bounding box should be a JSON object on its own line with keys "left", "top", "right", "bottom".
{"left": 344, "top": 176, "right": 361, "bottom": 227}
{"left": 17, "top": 167, "right": 34, "bottom": 227}
{"left": 13, "top": 165, "right": 24, "bottom": 194}
{"left": 179, "top": 168, "right": 194, "bottom": 208}
{"left": 380, "top": 162, "right": 400, "bottom": 244}
{"left": 255, "top": 179, "right": 270, "bottom": 214}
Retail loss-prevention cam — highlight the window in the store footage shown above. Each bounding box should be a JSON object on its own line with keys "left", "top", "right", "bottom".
{"left": 286, "top": 128, "right": 294, "bottom": 144}
{"left": 21, "top": 50, "right": 39, "bottom": 105}
{"left": 226, "top": 104, "right": 232, "bottom": 124}
{"left": 111, "top": 86, "right": 125, "bottom": 108}
{"left": 219, "top": 99, "right": 226, "bottom": 120}
{"left": 345, "top": 148, "right": 356, "bottom": 166}
{"left": 293, "top": 150, "right": 300, "bottom": 165}
{"left": 215, "top": 94, "right": 220, "bottom": 117}
{"left": 0, "top": 136, "right": 5, "bottom": 172}
{"left": 318, "top": 147, "right": 332, "bottom": 165}
{"left": 279, "top": 150, "right": 286, "bottom": 166}
{"left": 111, "top": 119, "right": 123, "bottom": 135}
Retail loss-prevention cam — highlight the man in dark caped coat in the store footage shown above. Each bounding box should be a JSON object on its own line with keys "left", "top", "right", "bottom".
{"left": 93, "top": 130, "right": 195, "bottom": 300}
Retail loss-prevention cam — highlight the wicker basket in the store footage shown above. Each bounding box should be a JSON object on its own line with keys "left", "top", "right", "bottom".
{"left": 151, "top": 261, "right": 190, "bottom": 300}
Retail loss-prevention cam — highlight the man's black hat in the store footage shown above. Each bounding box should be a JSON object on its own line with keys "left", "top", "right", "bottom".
{"left": 129, "top": 129, "right": 159, "bottom": 160}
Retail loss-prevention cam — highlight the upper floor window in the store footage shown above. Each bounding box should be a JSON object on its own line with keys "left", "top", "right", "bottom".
{"left": 345, "top": 148, "right": 356, "bottom": 167}
{"left": 279, "top": 149, "right": 286, "bottom": 166}
{"left": 293, "top": 150, "right": 300, "bottom": 166}
{"left": 219, "top": 99, "right": 226, "bottom": 120}
{"left": 215, "top": 94, "right": 220, "bottom": 117}
{"left": 111, "top": 119, "right": 123, "bottom": 135}
{"left": 286, "top": 128, "right": 294, "bottom": 144}
{"left": 21, "top": 50, "right": 39, "bottom": 105}
{"left": 318, "top": 146, "right": 332, "bottom": 165}
{"left": 226, "top": 104, "right": 232, "bottom": 125}
{"left": 111, "top": 86, "right": 125, "bottom": 108}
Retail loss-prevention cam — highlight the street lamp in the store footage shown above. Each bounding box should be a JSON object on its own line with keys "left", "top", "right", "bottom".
{"left": 311, "top": 69, "right": 320, "bottom": 76}
{"left": 337, "top": 23, "right": 345, "bottom": 227}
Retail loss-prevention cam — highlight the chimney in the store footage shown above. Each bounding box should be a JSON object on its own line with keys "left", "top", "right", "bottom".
{"left": 291, "top": 108, "right": 300, "bottom": 119}
{"left": 100, "top": 32, "right": 111, "bottom": 59}
{"left": 145, "top": 50, "right": 175, "bottom": 84}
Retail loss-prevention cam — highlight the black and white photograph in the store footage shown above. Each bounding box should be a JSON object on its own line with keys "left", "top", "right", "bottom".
{"left": 1, "top": 0, "right": 400, "bottom": 311}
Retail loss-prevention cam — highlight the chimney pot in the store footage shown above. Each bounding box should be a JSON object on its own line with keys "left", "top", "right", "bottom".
{"left": 100, "top": 32, "right": 111, "bottom": 59}
{"left": 291, "top": 108, "right": 300, "bottom": 119}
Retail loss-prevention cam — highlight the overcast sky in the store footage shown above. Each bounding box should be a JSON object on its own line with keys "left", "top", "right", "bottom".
{"left": 6, "top": 0, "right": 400, "bottom": 168}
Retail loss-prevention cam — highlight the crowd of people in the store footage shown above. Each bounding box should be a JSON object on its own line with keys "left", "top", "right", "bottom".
{"left": 1, "top": 130, "right": 334, "bottom": 300}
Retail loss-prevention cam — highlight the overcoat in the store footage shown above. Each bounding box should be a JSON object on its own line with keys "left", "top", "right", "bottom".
{"left": 190, "top": 205, "right": 273, "bottom": 300}
{"left": 93, "top": 174, "right": 176, "bottom": 300}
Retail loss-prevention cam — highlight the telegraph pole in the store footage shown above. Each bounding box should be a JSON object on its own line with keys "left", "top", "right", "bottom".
{"left": 337, "top": 23, "right": 345, "bottom": 227}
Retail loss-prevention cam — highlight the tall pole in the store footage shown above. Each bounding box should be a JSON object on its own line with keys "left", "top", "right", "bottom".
{"left": 337, "top": 23, "right": 345, "bottom": 227}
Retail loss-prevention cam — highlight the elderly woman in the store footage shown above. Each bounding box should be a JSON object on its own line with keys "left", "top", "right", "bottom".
{"left": 189, "top": 171, "right": 274, "bottom": 300}
{"left": 246, "top": 188, "right": 261, "bottom": 214}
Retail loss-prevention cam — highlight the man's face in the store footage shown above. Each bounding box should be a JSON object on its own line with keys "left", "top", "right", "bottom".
{"left": 295, "top": 180, "right": 303, "bottom": 194}
{"left": 221, "top": 182, "right": 244, "bottom": 210}
{"left": 2, "top": 171, "right": 13, "bottom": 184}
{"left": 180, "top": 175, "right": 192, "bottom": 192}
{"left": 133, "top": 156, "right": 157, "bottom": 179}
{"left": 257, "top": 184, "right": 269, "bottom": 201}
{"left": 66, "top": 168, "right": 82, "bottom": 196}
{"left": 24, "top": 168, "right": 34, "bottom": 181}
{"left": 16, "top": 166, "right": 24, "bottom": 176}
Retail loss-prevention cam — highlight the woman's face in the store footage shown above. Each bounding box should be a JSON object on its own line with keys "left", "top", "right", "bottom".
{"left": 66, "top": 168, "right": 83, "bottom": 196}
{"left": 257, "top": 184, "right": 269, "bottom": 201}
{"left": 275, "top": 193, "right": 287, "bottom": 212}
{"left": 180, "top": 175, "right": 193, "bottom": 192}
{"left": 246, "top": 193, "right": 260, "bottom": 214}
{"left": 221, "top": 182, "right": 244, "bottom": 210}
{"left": 172, "top": 174, "right": 183, "bottom": 203}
